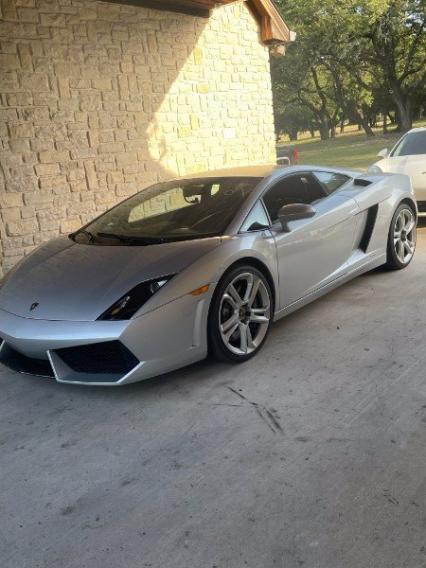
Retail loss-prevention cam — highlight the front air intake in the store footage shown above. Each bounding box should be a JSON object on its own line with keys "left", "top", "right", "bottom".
{"left": 0, "top": 342, "right": 55, "bottom": 378}
{"left": 52, "top": 340, "right": 139, "bottom": 382}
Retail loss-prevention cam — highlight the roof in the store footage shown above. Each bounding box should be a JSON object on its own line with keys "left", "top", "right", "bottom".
{"left": 179, "top": 164, "right": 280, "bottom": 178}
{"left": 179, "top": 164, "right": 366, "bottom": 181}
{"left": 104, "top": 0, "right": 291, "bottom": 44}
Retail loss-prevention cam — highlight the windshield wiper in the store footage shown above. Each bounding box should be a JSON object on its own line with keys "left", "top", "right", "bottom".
{"left": 70, "top": 229, "right": 95, "bottom": 243}
{"left": 96, "top": 232, "right": 165, "bottom": 244}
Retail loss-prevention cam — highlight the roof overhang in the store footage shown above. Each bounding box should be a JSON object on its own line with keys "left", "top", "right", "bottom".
{"left": 102, "top": 0, "right": 292, "bottom": 45}
{"left": 246, "top": 0, "right": 290, "bottom": 44}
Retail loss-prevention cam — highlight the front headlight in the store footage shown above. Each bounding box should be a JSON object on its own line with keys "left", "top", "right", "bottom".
{"left": 98, "top": 275, "right": 174, "bottom": 321}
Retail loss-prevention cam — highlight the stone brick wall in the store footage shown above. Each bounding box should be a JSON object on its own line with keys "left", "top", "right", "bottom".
{"left": 0, "top": 0, "right": 277, "bottom": 276}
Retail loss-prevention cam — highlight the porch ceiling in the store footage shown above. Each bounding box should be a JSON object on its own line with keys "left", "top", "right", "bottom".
{"left": 102, "top": 0, "right": 291, "bottom": 43}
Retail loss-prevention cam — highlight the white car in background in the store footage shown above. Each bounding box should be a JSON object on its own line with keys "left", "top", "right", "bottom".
{"left": 369, "top": 127, "right": 426, "bottom": 212}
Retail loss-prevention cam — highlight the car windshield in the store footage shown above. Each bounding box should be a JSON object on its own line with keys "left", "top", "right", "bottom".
{"left": 70, "top": 177, "right": 261, "bottom": 245}
{"left": 391, "top": 131, "right": 426, "bottom": 157}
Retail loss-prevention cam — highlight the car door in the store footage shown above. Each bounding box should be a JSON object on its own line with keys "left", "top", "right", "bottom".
{"left": 263, "top": 172, "right": 359, "bottom": 309}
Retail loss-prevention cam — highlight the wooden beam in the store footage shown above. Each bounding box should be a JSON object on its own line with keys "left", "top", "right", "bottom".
{"left": 246, "top": 0, "right": 290, "bottom": 43}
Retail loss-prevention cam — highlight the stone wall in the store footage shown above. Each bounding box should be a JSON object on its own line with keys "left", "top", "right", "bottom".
{"left": 0, "top": 0, "right": 277, "bottom": 275}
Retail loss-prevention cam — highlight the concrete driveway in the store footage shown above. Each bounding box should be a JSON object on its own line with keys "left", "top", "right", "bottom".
{"left": 1, "top": 228, "right": 426, "bottom": 568}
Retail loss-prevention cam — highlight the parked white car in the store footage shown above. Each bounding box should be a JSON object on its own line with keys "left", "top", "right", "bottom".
{"left": 369, "top": 127, "right": 426, "bottom": 210}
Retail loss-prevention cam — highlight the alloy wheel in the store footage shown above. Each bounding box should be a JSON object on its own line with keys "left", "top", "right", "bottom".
{"left": 219, "top": 272, "right": 271, "bottom": 356}
{"left": 393, "top": 208, "right": 416, "bottom": 265}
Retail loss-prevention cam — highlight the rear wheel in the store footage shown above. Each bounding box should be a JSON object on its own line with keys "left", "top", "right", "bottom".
{"left": 385, "top": 203, "right": 416, "bottom": 270}
{"left": 209, "top": 266, "right": 273, "bottom": 362}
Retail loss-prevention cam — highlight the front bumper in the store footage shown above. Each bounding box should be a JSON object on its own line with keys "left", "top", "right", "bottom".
{"left": 0, "top": 292, "right": 212, "bottom": 385}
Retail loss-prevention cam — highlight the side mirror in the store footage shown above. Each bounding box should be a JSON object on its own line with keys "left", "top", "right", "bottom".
{"left": 377, "top": 148, "right": 388, "bottom": 158}
{"left": 277, "top": 203, "right": 316, "bottom": 232}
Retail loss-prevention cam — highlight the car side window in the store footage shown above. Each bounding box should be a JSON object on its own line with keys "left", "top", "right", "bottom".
{"left": 263, "top": 174, "right": 327, "bottom": 222}
{"left": 391, "top": 131, "right": 426, "bottom": 157}
{"left": 240, "top": 201, "right": 270, "bottom": 232}
{"left": 314, "top": 171, "right": 350, "bottom": 194}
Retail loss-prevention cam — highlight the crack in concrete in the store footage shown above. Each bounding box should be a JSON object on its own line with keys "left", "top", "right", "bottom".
{"left": 227, "top": 386, "right": 283, "bottom": 434}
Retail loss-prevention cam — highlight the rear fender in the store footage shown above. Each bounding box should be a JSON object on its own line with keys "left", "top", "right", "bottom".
{"left": 340, "top": 173, "right": 414, "bottom": 254}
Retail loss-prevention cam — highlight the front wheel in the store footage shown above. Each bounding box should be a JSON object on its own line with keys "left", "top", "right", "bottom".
{"left": 385, "top": 203, "right": 416, "bottom": 270}
{"left": 209, "top": 266, "right": 273, "bottom": 363}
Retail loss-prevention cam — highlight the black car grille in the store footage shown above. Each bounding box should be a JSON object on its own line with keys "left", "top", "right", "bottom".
{"left": 0, "top": 340, "right": 55, "bottom": 378}
{"left": 53, "top": 341, "right": 139, "bottom": 375}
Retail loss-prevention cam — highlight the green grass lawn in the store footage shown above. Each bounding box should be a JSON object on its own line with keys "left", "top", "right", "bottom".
{"left": 278, "top": 120, "right": 426, "bottom": 171}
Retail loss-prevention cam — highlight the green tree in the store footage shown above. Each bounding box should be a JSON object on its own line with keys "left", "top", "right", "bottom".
{"left": 274, "top": 102, "right": 315, "bottom": 140}
{"left": 271, "top": 35, "right": 339, "bottom": 140}
{"left": 359, "top": 0, "right": 426, "bottom": 131}
{"left": 273, "top": 0, "right": 426, "bottom": 136}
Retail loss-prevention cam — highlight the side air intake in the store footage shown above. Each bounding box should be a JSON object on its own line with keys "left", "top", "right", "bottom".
{"left": 354, "top": 178, "right": 372, "bottom": 187}
{"left": 359, "top": 205, "right": 378, "bottom": 252}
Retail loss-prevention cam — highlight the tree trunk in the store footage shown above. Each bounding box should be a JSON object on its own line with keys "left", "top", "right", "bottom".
{"left": 396, "top": 103, "right": 412, "bottom": 132}
{"left": 310, "top": 67, "right": 332, "bottom": 141}
{"left": 289, "top": 127, "right": 298, "bottom": 141}
{"left": 359, "top": 115, "right": 375, "bottom": 137}
{"left": 319, "top": 119, "right": 330, "bottom": 140}
{"left": 340, "top": 118, "right": 345, "bottom": 133}
{"left": 390, "top": 83, "right": 412, "bottom": 132}
{"left": 349, "top": 109, "right": 375, "bottom": 137}
{"left": 383, "top": 112, "right": 387, "bottom": 134}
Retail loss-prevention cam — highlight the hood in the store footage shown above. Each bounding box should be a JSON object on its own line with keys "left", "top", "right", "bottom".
{"left": 0, "top": 236, "right": 221, "bottom": 321}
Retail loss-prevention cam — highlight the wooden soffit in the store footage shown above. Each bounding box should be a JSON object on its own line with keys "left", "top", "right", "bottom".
{"left": 102, "top": 0, "right": 291, "bottom": 44}
{"left": 246, "top": 0, "right": 290, "bottom": 44}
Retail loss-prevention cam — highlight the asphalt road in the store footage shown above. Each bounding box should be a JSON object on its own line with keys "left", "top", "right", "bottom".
{"left": 1, "top": 227, "right": 426, "bottom": 568}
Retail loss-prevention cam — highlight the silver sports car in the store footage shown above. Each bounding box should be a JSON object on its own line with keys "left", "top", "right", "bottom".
{"left": 0, "top": 165, "right": 417, "bottom": 386}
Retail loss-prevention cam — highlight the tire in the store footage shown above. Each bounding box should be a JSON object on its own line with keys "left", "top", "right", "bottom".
{"left": 385, "top": 203, "right": 417, "bottom": 270}
{"left": 209, "top": 265, "right": 273, "bottom": 363}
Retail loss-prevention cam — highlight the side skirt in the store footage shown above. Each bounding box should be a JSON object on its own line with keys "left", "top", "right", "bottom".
{"left": 273, "top": 252, "right": 386, "bottom": 322}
